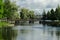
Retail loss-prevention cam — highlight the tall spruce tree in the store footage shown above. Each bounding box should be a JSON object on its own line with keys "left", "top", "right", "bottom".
{"left": 42, "top": 10, "right": 47, "bottom": 20}
{"left": 46, "top": 11, "right": 51, "bottom": 20}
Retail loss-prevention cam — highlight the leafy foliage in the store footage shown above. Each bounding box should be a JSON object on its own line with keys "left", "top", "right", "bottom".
{"left": 20, "top": 8, "right": 35, "bottom": 20}
{"left": 3, "top": 0, "right": 19, "bottom": 20}
{"left": 0, "top": 0, "right": 4, "bottom": 19}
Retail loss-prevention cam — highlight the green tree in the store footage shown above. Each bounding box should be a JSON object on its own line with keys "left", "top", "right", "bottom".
{"left": 20, "top": 8, "right": 29, "bottom": 19}
{"left": 55, "top": 5, "right": 60, "bottom": 20}
{"left": 46, "top": 11, "right": 51, "bottom": 20}
{"left": 20, "top": 9, "right": 24, "bottom": 19}
{"left": 42, "top": 10, "right": 47, "bottom": 20}
{"left": 0, "top": 0, "right": 4, "bottom": 19}
{"left": 50, "top": 9, "right": 56, "bottom": 20}
{"left": 3, "top": 0, "right": 18, "bottom": 20}
{"left": 55, "top": 8, "right": 59, "bottom": 20}
{"left": 28, "top": 10, "right": 35, "bottom": 19}
{"left": 20, "top": 8, "right": 35, "bottom": 20}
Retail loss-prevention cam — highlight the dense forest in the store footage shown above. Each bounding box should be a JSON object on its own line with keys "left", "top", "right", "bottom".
{"left": 42, "top": 5, "right": 60, "bottom": 20}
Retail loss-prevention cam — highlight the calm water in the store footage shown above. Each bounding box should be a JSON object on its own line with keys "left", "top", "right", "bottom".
{"left": 0, "top": 21, "right": 60, "bottom": 40}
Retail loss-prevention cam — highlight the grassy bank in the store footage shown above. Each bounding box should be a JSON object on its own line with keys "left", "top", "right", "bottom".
{"left": 0, "top": 21, "right": 14, "bottom": 27}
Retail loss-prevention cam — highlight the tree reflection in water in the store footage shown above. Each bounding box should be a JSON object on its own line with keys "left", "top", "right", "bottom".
{"left": 56, "top": 31, "right": 60, "bottom": 40}
{"left": 1, "top": 27, "right": 17, "bottom": 40}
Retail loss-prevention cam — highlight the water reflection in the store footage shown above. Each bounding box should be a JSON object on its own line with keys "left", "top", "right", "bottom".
{"left": 40, "top": 21, "right": 60, "bottom": 27}
{"left": 0, "top": 27, "right": 17, "bottom": 40}
{"left": 0, "top": 22, "right": 60, "bottom": 40}
{"left": 42, "top": 25, "right": 60, "bottom": 40}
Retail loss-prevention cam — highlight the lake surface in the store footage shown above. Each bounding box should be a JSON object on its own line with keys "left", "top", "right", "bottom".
{"left": 0, "top": 21, "right": 60, "bottom": 40}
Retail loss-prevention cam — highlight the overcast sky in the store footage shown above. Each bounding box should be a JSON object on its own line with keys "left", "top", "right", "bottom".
{"left": 12, "top": 0, "right": 60, "bottom": 15}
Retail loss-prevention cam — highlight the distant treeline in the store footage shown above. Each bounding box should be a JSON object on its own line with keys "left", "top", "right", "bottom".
{"left": 1, "top": 0, "right": 60, "bottom": 21}
{"left": 42, "top": 5, "right": 60, "bottom": 20}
